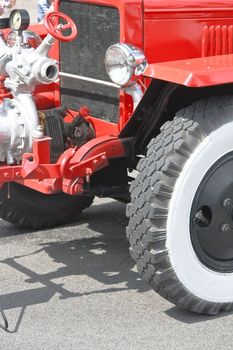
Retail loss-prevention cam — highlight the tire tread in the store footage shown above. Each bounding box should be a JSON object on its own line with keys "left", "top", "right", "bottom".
{"left": 127, "top": 96, "right": 233, "bottom": 315}
{"left": 0, "top": 183, "right": 93, "bottom": 229}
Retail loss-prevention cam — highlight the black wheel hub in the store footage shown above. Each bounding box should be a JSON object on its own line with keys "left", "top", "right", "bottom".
{"left": 190, "top": 152, "right": 233, "bottom": 272}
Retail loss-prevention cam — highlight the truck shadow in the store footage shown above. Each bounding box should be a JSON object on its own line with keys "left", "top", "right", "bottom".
{"left": 0, "top": 199, "right": 231, "bottom": 331}
{"left": 165, "top": 305, "right": 233, "bottom": 324}
{"left": 0, "top": 200, "right": 149, "bottom": 332}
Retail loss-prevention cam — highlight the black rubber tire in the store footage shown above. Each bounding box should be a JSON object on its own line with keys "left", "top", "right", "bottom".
{"left": 0, "top": 182, "right": 93, "bottom": 229}
{"left": 127, "top": 96, "right": 233, "bottom": 315}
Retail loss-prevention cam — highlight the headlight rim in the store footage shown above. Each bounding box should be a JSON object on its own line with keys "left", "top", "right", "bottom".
{"left": 105, "top": 43, "right": 147, "bottom": 88}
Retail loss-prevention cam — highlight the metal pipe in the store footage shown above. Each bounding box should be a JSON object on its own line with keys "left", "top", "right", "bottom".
{"left": 59, "top": 72, "right": 119, "bottom": 89}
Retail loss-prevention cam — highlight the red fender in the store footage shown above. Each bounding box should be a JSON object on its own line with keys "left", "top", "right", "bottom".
{"left": 145, "top": 54, "right": 233, "bottom": 87}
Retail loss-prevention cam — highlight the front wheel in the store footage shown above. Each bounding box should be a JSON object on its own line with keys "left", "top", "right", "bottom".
{"left": 127, "top": 96, "right": 233, "bottom": 315}
{"left": 0, "top": 182, "right": 93, "bottom": 229}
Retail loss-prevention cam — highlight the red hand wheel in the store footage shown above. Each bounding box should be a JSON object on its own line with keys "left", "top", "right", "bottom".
{"left": 44, "top": 11, "right": 78, "bottom": 42}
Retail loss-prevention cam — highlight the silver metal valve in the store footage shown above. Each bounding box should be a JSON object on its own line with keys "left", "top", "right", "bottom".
{"left": 0, "top": 30, "right": 58, "bottom": 164}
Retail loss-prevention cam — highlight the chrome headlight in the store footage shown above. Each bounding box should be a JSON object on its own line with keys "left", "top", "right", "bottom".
{"left": 105, "top": 43, "right": 147, "bottom": 87}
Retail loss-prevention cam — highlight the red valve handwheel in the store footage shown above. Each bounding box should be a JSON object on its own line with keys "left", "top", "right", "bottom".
{"left": 44, "top": 11, "right": 78, "bottom": 42}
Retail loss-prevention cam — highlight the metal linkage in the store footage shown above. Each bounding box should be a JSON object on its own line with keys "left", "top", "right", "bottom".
{"left": 0, "top": 136, "right": 126, "bottom": 195}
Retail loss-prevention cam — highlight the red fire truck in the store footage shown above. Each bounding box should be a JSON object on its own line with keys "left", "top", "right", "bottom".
{"left": 0, "top": 0, "right": 233, "bottom": 315}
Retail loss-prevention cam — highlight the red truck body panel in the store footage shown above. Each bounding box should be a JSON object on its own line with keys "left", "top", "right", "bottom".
{"left": 53, "top": 0, "right": 233, "bottom": 97}
{"left": 145, "top": 54, "right": 233, "bottom": 87}
{"left": 143, "top": 0, "right": 233, "bottom": 86}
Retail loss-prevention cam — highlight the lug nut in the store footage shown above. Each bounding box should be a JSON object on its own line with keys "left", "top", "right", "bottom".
{"left": 220, "top": 223, "right": 231, "bottom": 233}
{"left": 222, "top": 198, "right": 232, "bottom": 208}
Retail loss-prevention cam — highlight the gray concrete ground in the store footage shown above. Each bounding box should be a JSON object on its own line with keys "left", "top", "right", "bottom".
{"left": 0, "top": 198, "right": 233, "bottom": 349}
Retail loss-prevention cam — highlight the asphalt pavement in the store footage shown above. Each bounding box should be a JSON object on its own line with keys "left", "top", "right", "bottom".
{"left": 0, "top": 198, "right": 233, "bottom": 350}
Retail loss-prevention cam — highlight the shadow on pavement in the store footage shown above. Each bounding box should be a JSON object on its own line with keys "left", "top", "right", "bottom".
{"left": 165, "top": 305, "right": 233, "bottom": 324}
{"left": 0, "top": 200, "right": 149, "bottom": 332}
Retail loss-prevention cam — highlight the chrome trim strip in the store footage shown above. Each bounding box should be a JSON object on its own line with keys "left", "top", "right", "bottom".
{"left": 59, "top": 72, "right": 119, "bottom": 89}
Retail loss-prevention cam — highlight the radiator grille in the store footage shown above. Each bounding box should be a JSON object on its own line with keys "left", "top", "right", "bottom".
{"left": 202, "top": 25, "right": 233, "bottom": 57}
{"left": 59, "top": 1, "right": 120, "bottom": 122}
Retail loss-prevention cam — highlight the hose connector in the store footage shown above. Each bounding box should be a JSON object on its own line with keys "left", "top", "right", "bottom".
{"left": 32, "top": 58, "right": 59, "bottom": 84}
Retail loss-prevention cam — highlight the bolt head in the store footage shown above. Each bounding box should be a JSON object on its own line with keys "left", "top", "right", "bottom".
{"left": 221, "top": 223, "right": 231, "bottom": 233}
{"left": 79, "top": 106, "right": 89, "bottom": 117}
{"left": 74, "top": 184, "right": 83, "bottom": 193}
{"left": 223, "top": 198, "right": 232, "bottom": 208}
